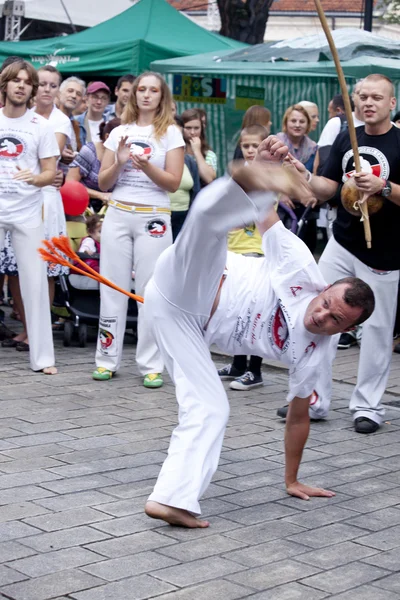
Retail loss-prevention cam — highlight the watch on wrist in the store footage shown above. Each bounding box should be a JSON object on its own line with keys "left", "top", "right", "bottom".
{"left": 381, "top": 179, "right": 392, "bottom": 198}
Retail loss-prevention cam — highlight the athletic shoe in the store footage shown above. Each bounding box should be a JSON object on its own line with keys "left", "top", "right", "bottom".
{"left": 338, "top": 332, "right": 357, "bottom": 349}
{"left": 92, "top": 367, "right": 114, "bottom": 381}
{"left": 354, "top": 417, "right": 379, "bottom": 434}
{"left": 230, "top": 371, "right": 263, "bottom": 390}
{"left": 143, "top": 373, "right": 163, "bottom": 388}
{"left": 218, "top": 364, "right": 246, "bottom": 380}
{"left": 277, "top": 405, "right": 289, "bottom": 419}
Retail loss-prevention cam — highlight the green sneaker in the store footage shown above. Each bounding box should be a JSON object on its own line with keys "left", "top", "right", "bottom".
{"left": 143, "top": 373, "right": 163, "bottom": 388}
{"left": 92, "top": 367, "right": 114, "bottom": 381}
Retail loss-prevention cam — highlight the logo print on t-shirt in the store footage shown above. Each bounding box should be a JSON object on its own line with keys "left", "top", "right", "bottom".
{"left": 341, "top": 146, "right": 389, "bottom": 182}
{"left": 129, "top": 141, "right": 153, "bottom": 159}
{"left": 146, "top": 218, "right": 167, "bottom": 238}
{"left": 268, "top": 303, "right": 289, "bottom": 353}
{"left": 305, "top": 341, "right": 316, "bottom": 355}
{"left": 0, "top": 136, "right": 25, "bottom": 159}
{"left": 290, "top": 286, "right": 302, "bottom": 297}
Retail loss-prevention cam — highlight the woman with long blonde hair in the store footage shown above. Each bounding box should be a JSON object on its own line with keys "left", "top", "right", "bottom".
{"left": 93, "top": 71, "right": 184, "bottom": 386}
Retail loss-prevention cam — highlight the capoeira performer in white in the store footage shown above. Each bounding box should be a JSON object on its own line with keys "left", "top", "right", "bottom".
{"left": 0, "top": 60, "right": 59, "bottom": 374}
{"left": 144, "top": 136, "right": 375, "bottom": 528}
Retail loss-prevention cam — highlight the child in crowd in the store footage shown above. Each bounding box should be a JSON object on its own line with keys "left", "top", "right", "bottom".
{"left": 218, "top": 125, "right": 269, "bottom": 390}
{"left": 70, "top": 215, "right": 102, "bottom": 290}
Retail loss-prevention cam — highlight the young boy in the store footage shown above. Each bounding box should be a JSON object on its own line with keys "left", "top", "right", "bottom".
{"left": 218, "top": 125, "right": 269, "bottom": 390}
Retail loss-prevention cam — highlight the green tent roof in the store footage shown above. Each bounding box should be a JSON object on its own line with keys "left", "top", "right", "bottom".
{"left": 152, "top": 50, "right": 400, "bottom": 80}
{"left": 0, "top": 0, "right": 245, "bottom": 75}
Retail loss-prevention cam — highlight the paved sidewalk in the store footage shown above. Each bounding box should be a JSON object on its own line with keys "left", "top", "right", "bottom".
{"left": 1, "top": 321, "right": 400, "bottom": 599}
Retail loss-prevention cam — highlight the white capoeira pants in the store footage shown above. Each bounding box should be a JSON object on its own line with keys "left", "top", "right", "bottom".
{"left": 314, "top": 236, "right": 399, "bottom": 424}
{"left": 0, "top": 220, "right": 54, "bottom": 371}
{"left": 146, "top": 177, "right": 276, "bottom": 515}
{"left": 95, "top": 205, "right": 172, "bottom": 375}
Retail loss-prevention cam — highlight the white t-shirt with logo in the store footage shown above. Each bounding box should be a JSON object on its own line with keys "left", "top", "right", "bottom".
{"left": 205, "top": 220, "right": 334, "bottom": 401}
{"left": 0, "top": 109, "right": 59, "bottom": 225}
{"left": 105, "top": 123, "right": 185, "bottom": 207}
{"left": 88, "top": 119, "right": 102, "bottom": 144}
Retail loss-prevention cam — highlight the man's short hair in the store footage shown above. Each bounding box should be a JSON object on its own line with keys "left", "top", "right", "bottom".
{"left": 331, "top": 94, "right": 354, "bottom": 113}
{"left": 361, "top": 74, "right": 395, "bottom": 97}
{"left": 59, "top": 76, "right": 86, "bottom": 96}
{"left": 331, "top": 277, "right": 375, "bottom": 326}
{"left": 116, "top": 74, "right": 135, "bottom": 89}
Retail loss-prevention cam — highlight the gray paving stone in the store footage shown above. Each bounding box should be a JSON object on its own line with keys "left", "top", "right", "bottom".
{"left": 0, "top": 470, "right": 61, "bottom": 490}
{"left": 8, "top": 547, "right": 103, "bottom": 577}
{"left": 23, "top": 506, "right": 110, "bottom": 532}
{"left": 283, "top": 505, "right": 357, "bottom": 529}
{"left": 301, "top": 562, "right": 389, "bottom": 593}
{"left": 18, "top": 525, "right": 111, "bottom": 552}
{"left": 219, "top": 486, "right": 287, "bottom": 507}
{"left": 356, "top": 524, "right": 400, "bottom": 550}
{"left": 0, "top": 521, "right": 41, "bottom": 542}
{"left": 295, "top": 540, "right": 378, "bottom": 569}
{"left": 90, "top": 513, "right": 158, "bottom": 536}
{"left": 2, "top": 569, "right": 104, "bottom": 600}
{"left": 222, "top": 538, "right": 308, "bottom": 568}
{"left": 242, "top": 583, "right": 328, "bottom": 599}
{"left": 81, "top": 550, "right": 178, "bottom": 581}
{"left": 0, "top": 564, "right": 28, "bottom": 585}
{"left": 345, "top": 507, "right": 400, "bottom": 531}
{"left": 85, "top": 530, "right": 177, "bottom": 558}
{"left": 337, "top": 491, "right": 400, "bottom": 513}
{"left": 153, "top": 556, "right": 245, "bottom": 587}
{"left": 152, "top": 579, "right": 254, "bottom": 600}
{"left": 0, "top": 501, "right": 50, "bottom": 523}
{"left": 33, "top": 490, "right": 114, "bottom": 512}
{"left": 0, "top": 443, "right": 71, "bottom": 460}
{"left": 227, "top": 559, "right": 320, "bottom": 590}
{"left": 362, "top": 547, "right": 400, "bottom": 570}
{"left": 369, "top": 572, "right": 400, "bottom": 593}
{"left": 0, "top": 541, "right": 35, "bottom": 563}
{"left": 0, "top": 456, "right": 64, "bottom": 474}
{"left": 157, "top": 533, "right": 246, "bottom": 562}
{"left": 70, "top": 574, "right": 176, "bottom": 600}
{"left": 223, "top": 502, "right": 298, "bottom": 525}
{"left": 288, "top": 523, "right": 366, "bottom": 548}
{"left": 327, "top": 584, "right": 400, "bottom": 599}
{"left": 38, "top": 474, "right": 120, "bottom": 494}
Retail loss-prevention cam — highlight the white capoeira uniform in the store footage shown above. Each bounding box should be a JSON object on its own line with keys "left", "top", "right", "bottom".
{"left": 0, "top": 108, "right": 59, "bottom": 370}
{"left": 144, "top": 176, "right": 336, "bottom": 515}
{"left": 95, "top": 123, "right": 184, "bottom": 375}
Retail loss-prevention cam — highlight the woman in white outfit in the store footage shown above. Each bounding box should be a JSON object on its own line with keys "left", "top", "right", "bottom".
{"left": 93, "top": 72, "right": 184, "bottom": 387}
{"left": 35, "top": 66, "right": 71, "bottom": 305}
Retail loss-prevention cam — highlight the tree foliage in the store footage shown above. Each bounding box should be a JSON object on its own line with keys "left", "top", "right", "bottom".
{"left": 217, "top": 0, "right": 274, "bottom": 44}
{"left": 380, "top": 0, "right": 400, "bottom": 23}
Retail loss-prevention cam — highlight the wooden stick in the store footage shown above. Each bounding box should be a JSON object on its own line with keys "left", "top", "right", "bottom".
{"left": 313, "top": 0, "right": 372, "bottom": 248}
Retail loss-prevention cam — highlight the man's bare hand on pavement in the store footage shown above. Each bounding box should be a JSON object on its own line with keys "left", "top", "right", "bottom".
{"left": 286, "top": 481, "right": 336, "bottom": 501}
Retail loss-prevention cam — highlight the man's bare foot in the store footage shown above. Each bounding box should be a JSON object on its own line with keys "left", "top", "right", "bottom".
{"left": 42, "top": 366, "right": 58, "bottom": 375}
{"left": 145, "top": 501, "right": 209, "bottom": 528}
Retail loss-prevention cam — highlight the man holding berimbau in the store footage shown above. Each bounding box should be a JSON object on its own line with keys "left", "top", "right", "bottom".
{"left": 279, "top": 74, "right": 400, "bottom": 434}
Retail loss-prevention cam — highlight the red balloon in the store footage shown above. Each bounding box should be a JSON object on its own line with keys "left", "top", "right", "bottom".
{"left": 60, "top": 181, "right": 89, "bottom": 216}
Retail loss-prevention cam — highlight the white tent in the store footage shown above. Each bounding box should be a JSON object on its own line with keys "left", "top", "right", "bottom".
{"left": 3, "top": 0, "right": 135, "bottom": 28}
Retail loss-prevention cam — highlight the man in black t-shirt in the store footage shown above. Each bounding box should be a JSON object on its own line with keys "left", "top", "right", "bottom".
{"left": 279, "top": 74, "right": 400, "bottom": 434}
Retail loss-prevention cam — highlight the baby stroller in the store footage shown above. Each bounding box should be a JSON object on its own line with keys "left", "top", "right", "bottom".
{"left": 57, "top": 251, "right": 138, "bottom": 347}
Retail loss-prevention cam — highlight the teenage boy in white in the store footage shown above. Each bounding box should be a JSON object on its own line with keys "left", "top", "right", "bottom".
{"left": 0, "top": 60, "right": 59, "bottom": 374}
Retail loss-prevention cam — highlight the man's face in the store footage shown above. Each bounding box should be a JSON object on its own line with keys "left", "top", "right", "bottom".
{"left": 59, "top": 81, "right": 84, "bottom": 113}
{"left": 115, "top": 81, "right": 133, "bottom": 108}
{"left": 303, "top": 284, "right": 363, "bottom": 336}
{"left": 6, "top": 69, "right": 33, "bottom": 107}
{"left": 358, "top": 79, "right": 396, "bottom": 127}
{"left": 87, "top": 91, "right": 110, "bottom": 117}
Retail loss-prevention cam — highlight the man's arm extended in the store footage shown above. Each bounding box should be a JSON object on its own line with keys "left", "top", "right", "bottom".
{"left": 285, "top": 396, "right": 336, "bottom": 500}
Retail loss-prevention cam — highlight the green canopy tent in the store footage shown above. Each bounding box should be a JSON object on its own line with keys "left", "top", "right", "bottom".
{"left": 0, "top": 0, "right": 245, "bottom": 75}
{"left": 151, "top": 30, "right": 400, "bottom": 173}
